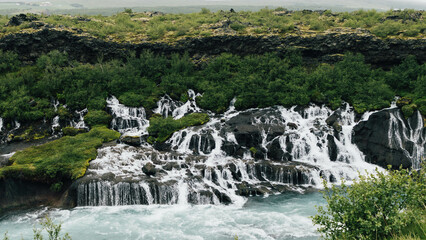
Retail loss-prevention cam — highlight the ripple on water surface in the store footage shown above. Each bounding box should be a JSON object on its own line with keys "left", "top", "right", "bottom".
{"left": 0, "top": 192, "right": 324, "bottom": 240}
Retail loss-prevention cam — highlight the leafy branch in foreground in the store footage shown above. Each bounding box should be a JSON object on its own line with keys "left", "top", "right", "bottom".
{"left": 2, "top": 217, "right": 71, "bottom": 240}
{"left": 312, "top": 163, "right": 425, "bottom": 239}
{"left": 33, "top": 217, "right": 71, "bottom": 240}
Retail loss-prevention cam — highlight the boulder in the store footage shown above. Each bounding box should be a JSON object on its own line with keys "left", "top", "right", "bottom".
{"left": 142, "top": 162, "right": 157, "bottom": 176}
{"left": 327, "top": 134, "right": 338, "bottom": 162}
{"left": 353, "top": 109, "right": 415, "bottom": 169}
{"left": 120, "top": 135, "right": 141, "bottom": 147}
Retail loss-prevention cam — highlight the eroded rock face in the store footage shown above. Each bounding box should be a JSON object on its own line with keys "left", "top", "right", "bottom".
{"left": 0, "top": 30, "right": 424, "bottom": 67}
{"left": 0, "top": 179, "right": 65, "bottom": 213}
{"left": 353, "top": 109, "right": 425, "bottom": 169}
{"left": 67, "top": 145, "right": 318, "bottom": 206}
{"left": 6, "top": 14, "right": 38, "bottom": 26}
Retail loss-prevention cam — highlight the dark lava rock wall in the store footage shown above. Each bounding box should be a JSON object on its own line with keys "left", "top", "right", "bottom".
{"left": 0, "top": 29, "right": 425, "bottom": 67}
{"left": 353, "top": 109, "right": 425, "bottom": 169}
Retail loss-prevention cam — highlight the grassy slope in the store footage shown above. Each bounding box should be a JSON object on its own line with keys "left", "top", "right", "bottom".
{"left": 0, "top": 126, "right": 120, "bottom": 184}
{"left": 0, "top": 9, "right": 424, "bottom": 43}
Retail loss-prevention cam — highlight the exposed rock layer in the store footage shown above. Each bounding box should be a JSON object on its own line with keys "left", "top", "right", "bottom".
{"left": 0, "top": 29, "right": 425, "bottom": 67}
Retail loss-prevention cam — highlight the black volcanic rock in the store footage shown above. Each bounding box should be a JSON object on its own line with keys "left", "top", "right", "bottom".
{"left": 352, "top": 109, "right": 419, "bottom": 169}
{"left": 0, "top": 30, "right": 424, "bottom": 67}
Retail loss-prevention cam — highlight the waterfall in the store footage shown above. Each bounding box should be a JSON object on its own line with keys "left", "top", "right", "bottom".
{"left": 107, "top": 96, "right": 149, "bottom": 136}
{"left": 388, "top": 110, "right": 425, "bottom": 169}
{"left": 51, "top": 116, "right": 60, "bottom": 134}
{"left": 70, "top": 109, "right": 88, "bottom": 129}
{"left": 0, "top": 118, "right": 3, "bottom": 133}
{"left": 75, "top": 94, "right": 424, "bottom": 206}
{"left": 154, "top": 90, "right": 201, "bottom": 119}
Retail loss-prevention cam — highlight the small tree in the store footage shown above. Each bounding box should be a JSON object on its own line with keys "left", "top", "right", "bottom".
{"left": 33, "top": 217, "right": 71, "bottom": 240}
{"left": 312, "top": 164, "right": 425, "bottom": 239}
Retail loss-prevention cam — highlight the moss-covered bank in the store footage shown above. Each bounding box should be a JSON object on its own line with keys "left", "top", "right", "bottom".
{"left": 0, "top": 126, "right": 120, "bottom": 189}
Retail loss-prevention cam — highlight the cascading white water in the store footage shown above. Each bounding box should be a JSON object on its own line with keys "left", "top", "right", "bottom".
{"left": 0, "top": 94, "right": 416, "bottom": 209}
{"left": 70, "top": 109, "right": 88, "bottom": 129}
{"left": 51, "top": 116, "right": 60, "bottom": 133}
{"left": 107, "top": 96, "right": 149, "bottom": 136}
{"left": 388, "top": 110, "right": 425, "bottom": 169}
{"left": 76, "top": 93, "right": 424, "bottom": 207}
{"left": 154, "top": 90, "right": 202, "bottom": 119}
{"left": 0, "top": 117, "right": 3, "bottom": 133}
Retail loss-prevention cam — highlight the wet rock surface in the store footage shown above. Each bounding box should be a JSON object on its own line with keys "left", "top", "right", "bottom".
{"left": 353, "top": 108, "right": 425, "bottom": 169}
{"left": 0, "top": 93, "right": 424, "bottom": 209}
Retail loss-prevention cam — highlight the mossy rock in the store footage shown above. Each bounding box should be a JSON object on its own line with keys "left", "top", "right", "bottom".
{"left": 120, "top": 135, "right": 142, "bottom": 146}
{"left": 397, "top": 97, "right": 412, "bottom": 108}
{"left": 401, "top": 104, "right": 417, "bottom": 119}
{"left": 0, "top": 126, "right": 120, "bottom": 183}
{"left": 148, "top": 113, "right": 210, "bottom": 143}
{"left": 250, "top": 147, "right": 258, "bottom": 155}
{"left": 62, "top": 127, "right": 86, "bottom": 136}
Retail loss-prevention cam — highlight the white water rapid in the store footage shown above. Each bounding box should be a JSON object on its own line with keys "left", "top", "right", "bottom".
{"left": 74, "top": 90, "right": 426, "bottom": 207}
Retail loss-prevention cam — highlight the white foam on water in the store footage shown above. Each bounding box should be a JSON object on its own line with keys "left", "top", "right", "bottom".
{"left": 107, "top": 96, "right": 149, "bottom": 136}
{"left": 0, "top": 192, "right": 323, "bottom": 240}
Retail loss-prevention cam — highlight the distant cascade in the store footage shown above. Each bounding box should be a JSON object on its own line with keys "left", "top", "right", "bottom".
{"left": 0, "top": 117, "right": 3, "bottom": 133}
{"left": 70, "top": 108, "right": 88, "bottom": 129}
{"left": 154, "top": 89, "right": 201, "bottom": 119}
{"left": 76, "top": 95, "right": 423, "bottom": 206}
{"left": 107, "top": 96, "right": 149, "bottom": 135}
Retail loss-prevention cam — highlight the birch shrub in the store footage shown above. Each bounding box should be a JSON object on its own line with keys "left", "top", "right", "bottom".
{"left": 312, "top": 165, "right": 425, "bottom": 239}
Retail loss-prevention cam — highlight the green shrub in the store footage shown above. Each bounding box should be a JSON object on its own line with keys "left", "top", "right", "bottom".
{"left": 148, "top": 113, "right": 210, "bottom": 143}
{"left": 87, "top": 97, "right": 106, "bottom": 110}
{"left": 230, "top": 23, "right": 246, "bottom": 32}
{"left": 118, "top": 92, "right": 145, "bottom": 107}
{"left": 0, "top": 50, "right": 20, "bottom": 74}
{"left": 312, "top": 165, "right": 426, "bottom": 239}
{"left": 402, "top": 104, "right": 417, "bottom": 118}
{"left": 62, "top": 127, "right": 85, "bottom": 136}
{"left": 84, "top": 110, "right": 112, "bottom": 127}
{"left": 372, "top": 20, "right": 404, "bottom": 38}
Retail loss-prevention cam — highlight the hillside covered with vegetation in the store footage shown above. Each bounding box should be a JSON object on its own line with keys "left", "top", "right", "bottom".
{"left": 0, "top": 49, "right": 424, "bottom": 126}
{"left": 0, "top": 8, "right": 424, "bottom": 43}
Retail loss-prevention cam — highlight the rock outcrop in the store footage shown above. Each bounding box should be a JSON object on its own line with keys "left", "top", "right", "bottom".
{"left": 353, "top": 108, "right": 425, "bottom": 169}
{"left": 0, "top": 29, "right": 424, "bottom": 67}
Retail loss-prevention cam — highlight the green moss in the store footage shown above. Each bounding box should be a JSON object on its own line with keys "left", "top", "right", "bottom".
{"left": 397, "top": 97, "right": 412, "bottom": 108}
{"left": 0, "top": 126, "right": 120, "bottom": 183}
{"left": 11, "top": 126, "right": 48, "bottom": 142}
{"left": 402, "top": 104, "right": 417, "bottom": 118}
{"left": 84, "top": 110, "right": 112, "bottom": 127}
{"left": 148, "top": 113, "right": 210, "bottom": 143}
{"left": 249, "top": 147, "right": 257, "bottom": 155}
{"left": 62, "top": 127, "right": 85, "bottom": 136}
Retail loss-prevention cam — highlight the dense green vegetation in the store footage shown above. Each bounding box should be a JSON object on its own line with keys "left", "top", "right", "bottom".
{"left": 148, "top": 113, "right": 210, "bottom": 143}
{"left": 312, "top": 165, "right": 426, "bottom": 240}
{"left": 0, "top": 126, "right": 120, "bottom": 189}
{"left": 0, "top": 9, "right": 424, "bottom": 42}
{"left": 0, "top": 49, "right": 424, "bottom": 127}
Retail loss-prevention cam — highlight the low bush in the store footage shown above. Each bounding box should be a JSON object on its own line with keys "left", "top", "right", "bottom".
{"left": 62, "top": 127, "right": 85, "bottom": 136}
{"left": 148, "top": 113, "right": 210, "bottom": 143}
{"left": 312, "top": 164, "right": 426, "bottom": 239}
{"left": 83, "top": 110, "right": 112, "bottom": 127}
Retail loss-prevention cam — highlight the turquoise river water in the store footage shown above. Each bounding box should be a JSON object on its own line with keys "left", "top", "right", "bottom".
{"left": 0, "top": 192, "right": 324, "bottom": 240}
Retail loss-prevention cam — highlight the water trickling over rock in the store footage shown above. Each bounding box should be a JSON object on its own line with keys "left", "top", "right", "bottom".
{"left": 72, "top": 91, "right": 424, "bottom": 206}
